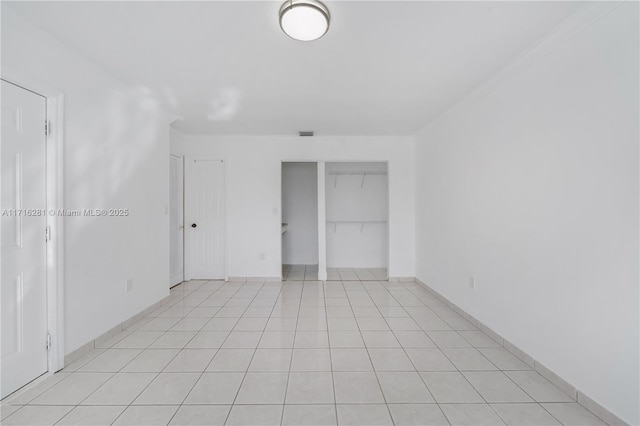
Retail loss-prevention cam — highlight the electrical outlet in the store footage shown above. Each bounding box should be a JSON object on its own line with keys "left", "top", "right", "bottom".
{"left": 469, "top": 276, "right": 475, "bottom": 289}
{"left": 126, "top": 279, "right": 134, "bottom": 293}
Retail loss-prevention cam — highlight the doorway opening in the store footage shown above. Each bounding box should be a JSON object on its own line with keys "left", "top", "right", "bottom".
{"left": 325, "top": 162, "right": 389, "bottom": 281}
{"left": 281, "top": 162, "right": 318, "bottom": 280}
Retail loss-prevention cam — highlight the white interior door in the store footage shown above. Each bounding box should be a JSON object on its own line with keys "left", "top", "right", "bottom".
{"left": 169, "top": 155, "right": 184, "bottom": 286}
{"left": 185, "top": 159, "right": 225, "bottom": 279}
{"left": 1, "top": 80, "right": 48, "bottom": 398}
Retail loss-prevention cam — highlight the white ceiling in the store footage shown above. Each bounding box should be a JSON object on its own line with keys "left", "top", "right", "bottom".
{"left": 7, "top": 1, "right": 585, "bottom": 135}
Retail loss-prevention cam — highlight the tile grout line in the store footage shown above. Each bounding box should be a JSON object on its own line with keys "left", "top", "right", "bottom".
{"left": 48, "top": 284, "right": 214, "bottom": 425}
{"left": 379, "top": 280, "right": 451, "bottom": 423}
{"left": 219, "top": 279, "right": 282, "bottom": 425}
{"left": 105, "top": 280, "right": 222, "bottom": 426}
{"left": 277, "top": 277, "right": 302, "bottom": 425}
{"left": 391, "top": 283, "right": 461, "bottom": 426}
{"left": 347, "top": 279, "right": 396, "bottom": 425}
{"left": 403, "top": 283, "right": 517, "bottom": 417}
{"left": 95, "top": 283, "right": 193, "bottom": 426}
{"left": 403, "top": 283, "right": 584, "bottom": 426}
{"left": 404, "top": 283, "right": 582, "bottom": 425}
{"left": 112, "top": 280, "right": 232, "bottom": 425}
{"left": 322, "top": 277, "right": 339, "bottom": 423}
{"left": 369, "top": 283, "right": 444, "bottom": 424}
{"left": 398, "top": 285, "right": 500, "bottom": 421}
{"left": 161, "top": 279, "right": 238, "bottom": 425}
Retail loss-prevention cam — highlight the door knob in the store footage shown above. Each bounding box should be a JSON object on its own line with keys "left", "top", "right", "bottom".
{"left": 191, "top": 223, "right": 197, "bottom": 228}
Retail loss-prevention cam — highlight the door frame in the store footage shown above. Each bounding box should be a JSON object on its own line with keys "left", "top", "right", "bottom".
{"left": 280, "top": 161, "right": 322, "bottom": 280}
{"left": 315, "top": 160, "right": 390, "bottom": 281}
{"left": 169, "top": 154, "right": 185, "bottom": 286}
{"left": 1, "top": 72, "right": 65, "bottom": 374}
{"left": 184, "top": 157, "right": 228, "bottom": 281}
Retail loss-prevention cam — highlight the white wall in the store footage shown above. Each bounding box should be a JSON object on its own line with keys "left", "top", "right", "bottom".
{"left": 170, "top": 127, "right": 187, "bottom": 157}
{"left": 282, "top": 163, "right": 318, "bottom": 265}
{"left": 174, "top": 136, "right": 415, "bottom": 279}
{"left": 414, "top": 3, "right": 639, "bottom": 424}
{"left": 326, "top": 162, "right": 388, "bottom": 268}
{"left": 2, "top": 8, "right": 171, "bottom": 354}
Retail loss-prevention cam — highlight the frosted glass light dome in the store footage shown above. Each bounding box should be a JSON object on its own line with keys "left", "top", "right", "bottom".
{"left": 279, "top": 0, "right": 330, "bottom": 41}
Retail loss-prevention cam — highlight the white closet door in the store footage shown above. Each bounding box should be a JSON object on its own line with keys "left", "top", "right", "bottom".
{"left": 185, "top": 159, "right": 225, "bottom": 279}
{"left": 1, "top": 80, "right": 48, "bottom": 398}
{"left": 169, "top": 155, "right": 184, "bottom": 286}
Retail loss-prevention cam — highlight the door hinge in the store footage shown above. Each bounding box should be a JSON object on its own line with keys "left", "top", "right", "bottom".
{"left": 46, "top": 333, "right": 52, "bottom": 350}
{"left": 45, "top": 226, "right": 51, "bottom": 242}
{"left": 45, "top": 120, "right": 50, "bottom": 136}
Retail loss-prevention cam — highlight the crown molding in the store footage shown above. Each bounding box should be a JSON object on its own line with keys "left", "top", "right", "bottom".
{"left": 417, "top": 1, "right": 626, "bottom": 136}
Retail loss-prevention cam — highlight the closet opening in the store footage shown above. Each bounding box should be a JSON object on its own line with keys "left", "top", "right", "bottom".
{"left": 281, "top": 162, "right": 319, "bottom": 280}
{"left": 325, "top": 162, "right": 388, "bottom": 281}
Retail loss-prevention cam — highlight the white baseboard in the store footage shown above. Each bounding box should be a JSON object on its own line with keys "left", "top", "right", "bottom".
{"left": 414, "top": 278, "right": 627, "bottom": 426}
{"left": 63, "top": 293, "right": 173, "bottom": 367}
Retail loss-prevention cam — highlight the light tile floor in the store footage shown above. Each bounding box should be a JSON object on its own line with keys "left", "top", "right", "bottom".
{"left": 283, "top": 265, "right": 387, "bottom": 281}
{"left": 1, "top": 279, "right": 609, "bottom": 425}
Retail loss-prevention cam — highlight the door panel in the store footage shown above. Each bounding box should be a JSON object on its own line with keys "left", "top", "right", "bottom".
{"left": 169, "top": 155, "right": 184, "bottom": 286}
{"left": 185, "top": 159, "right": 225, "bottom": 279}
{"left": 1, "top": 80, "right": 48, "bottom": 398}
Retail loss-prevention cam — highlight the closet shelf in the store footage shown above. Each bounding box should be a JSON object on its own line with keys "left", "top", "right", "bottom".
{"left": 326, "top": 220, "right": 387, "bottom": 223}
{"left": 328, "top": 171, "right": 387, "bottom": 189}
{"left": 327, "top": 172, "right": 387, "bottom": 176}
{"left": 326, "top": 220, "right": 387, "bottom": 233}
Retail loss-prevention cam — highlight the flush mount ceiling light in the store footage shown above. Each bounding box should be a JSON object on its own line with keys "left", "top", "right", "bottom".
{"left": 279, "top": 0, "right": 330, "bottom": 41}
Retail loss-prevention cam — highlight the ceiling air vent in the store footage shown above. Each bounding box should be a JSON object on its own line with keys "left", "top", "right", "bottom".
{"left": 299, "top": 131, "right": 314, "bottom": 137}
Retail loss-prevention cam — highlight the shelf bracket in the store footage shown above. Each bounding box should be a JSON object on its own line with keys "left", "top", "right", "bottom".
{"left": 334, "top": 173, "right": 338, "bottom": 188}
{"left": 361, "top": 172, "right": 366, "bottom": 189}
